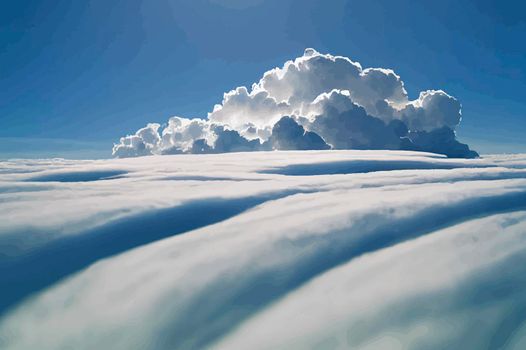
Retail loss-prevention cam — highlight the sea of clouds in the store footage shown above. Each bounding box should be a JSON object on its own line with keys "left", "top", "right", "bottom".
{"left": 1, "top": 151, "right": 526, "bottom": 349}
{"left": 113, "top": 49, "right": 478, "bottom": 159}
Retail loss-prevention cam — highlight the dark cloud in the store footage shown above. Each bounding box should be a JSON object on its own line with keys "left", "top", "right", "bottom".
{"left": 211, "top": 126, "right": 264, "bottom": 153}
{"left": 307, "top": 92, "right": 403, "bottom": 150}
{"left": 406, "top": 127, "right": 479, "bottom": 159}
{"left": 268, "top": 116, "right": 330, "bottom": 150}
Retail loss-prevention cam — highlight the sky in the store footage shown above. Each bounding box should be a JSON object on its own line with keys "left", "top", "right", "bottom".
{"left": 1, "top": 0, "right": 525, "bottom": 158}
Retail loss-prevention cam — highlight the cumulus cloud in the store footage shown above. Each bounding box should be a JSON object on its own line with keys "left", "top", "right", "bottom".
{"left": 211, "top": 125, "right": 264, "bottom": 153}
{"left": 112, "top": 123, "right": 161, "bottom": 158}
{"left": 159, "top": 117, "right": 212, "bottom": 154}
{"left": 304, "top": 90, "right": 404, "bottom": 150}
{"left": 268, "top": 116, "right": 330, "bottom": 151}
{"left": 406, "top": 126, "right": 479, "bottom": 159}
{"left": 258, "top": 51, "right": 408, "bottom": 119}
{"left": 398, "top": 90, "right": 462, "bottom": 131}
{"left": 208, "top": 86, "right": 290, "bottom": 130}
{"left": 113, "top": 49, "right": 477, "bottom": 158}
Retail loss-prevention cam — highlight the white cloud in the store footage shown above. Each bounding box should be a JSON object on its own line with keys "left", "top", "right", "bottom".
{"left": 113, "top": 49, "right": 477, "bottom": 158}
{"left": 160, "top": 116, "right": 213, "bottom": 154}
{"left": 214, "top": 211, "right": 526, "bottom": 350}
{"left": 255, "top": 50, "right": 408, "bottom": 120}
{"left": 208, "top": 86, "right": 291, "bottom": 130}
{"left": 303, "top": 89, "right": 404, "bottom": 150}
{"left": 399, "top": 90, "right": 462, "bottom": 131}
{"left": 1, "top": 152, "right": 526, "bottom": 349}
{"left": 112, "top": 123, "right": 161, "bottom": 158}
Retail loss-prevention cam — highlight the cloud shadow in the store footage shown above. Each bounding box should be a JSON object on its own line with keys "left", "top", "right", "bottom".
{"left": 260, "top": 159, "right": 495, "bottom": 176}
{"left": 25, "top": 170, "right": 128, "bottom": 182}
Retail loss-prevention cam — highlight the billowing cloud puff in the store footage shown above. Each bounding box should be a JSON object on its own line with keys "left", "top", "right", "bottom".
{"left": 258, "top": 50, "right": 408, "bottom": 119}
{"left": 406, "top": 126, "right": 479, "bottom": 159}
{"left": 304, "top": 90, "right": 403, "bottom": 150}
{"left": 211, "top": 125, "right": 264, "bottom": 153}
{"left": 112, "top": 123, "right": 161, "bottom": 158}
{"left": 208, "top": 87, "right": 290, "bottom": 130}
{"left": 159, "top": 117, "right": 213, "bottom": 154}
{"left": 268, "top": 116, "right": 330, "bottom": 151}
{"left": 113, "top": 49, "right": 477, "bottom": 158}
{"left": 399, "top": 90, "right": 462, "bottom": 131}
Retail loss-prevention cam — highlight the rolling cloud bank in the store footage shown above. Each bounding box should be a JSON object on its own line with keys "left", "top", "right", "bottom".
{"left": 1, "top": 151, "right": 526, "bottom": 349}
{"left": 113, "top": 49, "right": 478, "bottom": 158}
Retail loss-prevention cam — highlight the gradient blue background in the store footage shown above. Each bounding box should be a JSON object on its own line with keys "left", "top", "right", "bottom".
{"left": 1, "top": 0, "right": 525, "bottom": 158}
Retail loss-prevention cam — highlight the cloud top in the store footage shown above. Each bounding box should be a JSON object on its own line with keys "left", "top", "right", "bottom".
{"left": 113, "top": 49, "right": 477, "bottom": 158}
{"left": 2, "top": 151, "right": 526, "bottom": 349}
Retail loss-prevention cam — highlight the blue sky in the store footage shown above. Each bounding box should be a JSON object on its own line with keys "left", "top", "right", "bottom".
{"left": 1, "top": 0, "right": 525, "bottom": 158}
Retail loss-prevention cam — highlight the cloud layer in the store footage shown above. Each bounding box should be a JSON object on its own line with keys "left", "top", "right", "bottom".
{"left": 1, "top": 151, "right": 526, "bottom": 349}
{"left": 114, "top": 49, "right": 477, "bottom": 158}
